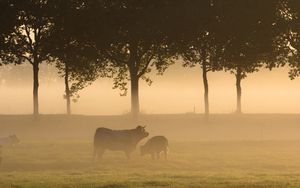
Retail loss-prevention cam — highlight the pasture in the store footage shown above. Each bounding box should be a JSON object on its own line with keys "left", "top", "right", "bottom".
{"left": 1, "top": 114, "right": 300, "bottom": 187}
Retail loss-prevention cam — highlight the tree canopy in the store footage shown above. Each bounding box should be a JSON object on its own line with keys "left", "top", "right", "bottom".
{"left": 1, "top": 0, "right": 298, "bottom": 117}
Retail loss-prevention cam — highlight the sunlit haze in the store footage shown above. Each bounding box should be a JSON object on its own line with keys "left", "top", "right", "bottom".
{"left": 0, "top": 62, "right": 299, "bottom": 115}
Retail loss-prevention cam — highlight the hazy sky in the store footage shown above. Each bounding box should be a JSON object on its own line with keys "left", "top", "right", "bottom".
{"left": 0, "top": 62, "right": 299, "bottom": 115}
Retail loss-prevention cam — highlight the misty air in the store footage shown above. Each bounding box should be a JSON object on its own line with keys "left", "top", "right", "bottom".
{"left": 0, "top": 0, "right": 300, "bottom": 188}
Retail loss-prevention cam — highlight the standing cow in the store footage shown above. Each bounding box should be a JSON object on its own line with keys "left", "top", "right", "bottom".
{"left": 94, "top": 126, "right": 149, "bottom": 160}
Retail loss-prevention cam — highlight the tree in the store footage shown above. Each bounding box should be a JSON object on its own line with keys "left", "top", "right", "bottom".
{"left": 182, "top": 34, "right": 224, "bottom": 117}
{"left": 55, "top": 56, "right": 103, "bottom": 115}
{"left": 271, "top": 0, "right": 300, "bottom": 81}
{"left": 177, "top": 1, "right": 224, "bottom": 117}
{"left": 87, "top": 0, "right": 175, "bottom": 120}
{"left": 47, "top": 0, "right": 106, "bottom": 114}
{"left": 4, "top": 0, "right": 54, "bottom": 116}
{"left": 216, "top": 0, "right": 278, "bottom": 113}
{"left": 0, "top": 0, "right": 18, "bottom": 63}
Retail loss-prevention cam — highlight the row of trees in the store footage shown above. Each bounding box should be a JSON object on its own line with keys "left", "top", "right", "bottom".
{"left": 0, "top": 0, "right": 299, "bottom": 119}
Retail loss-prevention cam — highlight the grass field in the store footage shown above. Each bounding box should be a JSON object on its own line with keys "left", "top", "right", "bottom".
{"left": 1, "top": 114, "right": 300, "bottom": 187}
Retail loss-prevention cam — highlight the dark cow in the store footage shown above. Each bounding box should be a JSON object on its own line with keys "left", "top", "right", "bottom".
{"left": 140, "top": 136, "right": 168, "bottom": 159}
{"left": 94, "top": 126, "right": 149, "bottom": 160}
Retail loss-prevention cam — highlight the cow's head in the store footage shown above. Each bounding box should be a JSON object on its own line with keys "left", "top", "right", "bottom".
{"left": 135, "top": 125, "right": 149, "bottom": 140}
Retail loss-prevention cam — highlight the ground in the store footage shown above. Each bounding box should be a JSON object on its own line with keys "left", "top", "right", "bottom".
{"left": 0, "top": 114, "right": 300, "bottom": 187}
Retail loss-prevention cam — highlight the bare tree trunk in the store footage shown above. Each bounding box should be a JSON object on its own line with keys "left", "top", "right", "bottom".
{"left": 65, "top": 62, "right": 71, "bottom": 115}
{"left": 202, "top": 62, "right": 209, "bottom": 117}
{"left": 33, "top": 62, "right": 39, "bottom": 116}
{"left": 128, "top": 42, "right": 140, "bottom": 121}
{"left": 236, "top": 66, "right": 242, "bottom": 114}
{"left": 130, "top": 73, "right": 139, "bottom": 120}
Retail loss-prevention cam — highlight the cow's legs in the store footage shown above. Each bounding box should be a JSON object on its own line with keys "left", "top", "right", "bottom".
{"left": 93, "top": 147, "right": 98, "bottom": 161}
{"left": 96, "top": 148, "right": 105, "bottom": 161}
{"left": 163, "top": 149, "right": 167, "bottom": 159}
{"left": 93, "top": 147, "right": 102, "bottom": 161}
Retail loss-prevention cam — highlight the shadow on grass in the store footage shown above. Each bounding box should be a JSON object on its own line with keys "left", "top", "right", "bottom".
{"left": 97, "top": 184, "right": 128, "bottom": 188}
{"left": 142, "top": 180, "right": 170, "bottom": 187}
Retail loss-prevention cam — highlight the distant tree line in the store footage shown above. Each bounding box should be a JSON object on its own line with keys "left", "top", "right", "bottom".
{"left": 0, "top": 0, "right": 299, "bottom": 119}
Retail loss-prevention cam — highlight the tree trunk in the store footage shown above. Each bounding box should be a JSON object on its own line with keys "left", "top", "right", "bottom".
{"left": 202, "top": 62, "right": 209, "bottom": 117}
{"left": 128, "top": 42, "right": 140, "bottom": 121}
{"left": 236, "top": 66, "right": 242, "bottom": 114}
{"left": 65, "top": 63, "right": 71, "bottom": 115}
{"left": 33, "top": 62, "right": 39, "bottom": 116}
{"left": 130, "top": 73, "right": 139, "bottom": 120}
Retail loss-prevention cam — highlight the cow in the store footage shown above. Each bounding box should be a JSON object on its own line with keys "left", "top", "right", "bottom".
{"left": 94, "top": 126, "right": 149, "bottom": 160}
{"left": 0, "top": 135, "right": 20, "bottom": 147}
{"left": 140, "top": 136, "right": 168, "bottom": 160}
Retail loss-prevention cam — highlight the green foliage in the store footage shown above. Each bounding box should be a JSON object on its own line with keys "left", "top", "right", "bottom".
{"left": 84, "top": 0, "right": 176, "bottom": 95}
{"left": 1, "top": 0, "right": 299, "bottom": 112}
{"left": 56, "top": 59, "right": 104, "bottom": 100}
{"left": 3, "top": 0, "right": 55, "bottom": 65}
{"left": 46, "top": 0, "right": 111, "bottom": 101}
{"left": 273, "top": 0, "right": 300, "bottom": 80}
{"left": 0, "top": 0, "right": 18, "bottom": 64}
{"left": 216, "top": 0, "right": 279, "bottom": 79}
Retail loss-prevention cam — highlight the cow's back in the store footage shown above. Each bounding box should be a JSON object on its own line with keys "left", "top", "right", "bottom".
{"left": 94, "top": 128, "right": 131, "bottom": 150}
{"left": 94, "top": 127, "right": 113, "bottom": 147}
{"left": 94, "top": 127, "right": 145, "bottom": 152}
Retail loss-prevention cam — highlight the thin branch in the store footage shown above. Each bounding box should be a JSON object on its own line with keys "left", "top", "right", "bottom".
{"left": 21, "top": 55, "right": 33, "bottom": 65}
{"left": 106, "top": 50, "right": 128, "bottom": 66}
{"left": 206, "top": 67, "right": 212, "bottom": 72}
{"left": 24, "top": 25, "right": 34, "bottom": 53}
{"left": 138, "top": 53, "right": 154, "bottom": 78}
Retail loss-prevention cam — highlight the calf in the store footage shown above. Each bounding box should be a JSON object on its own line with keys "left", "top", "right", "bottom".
{"left": 140, "top": 136, "right": 168, "bottom": 159}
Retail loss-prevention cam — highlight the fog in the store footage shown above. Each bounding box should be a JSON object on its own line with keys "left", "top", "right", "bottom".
{"left": 0, "top": 62, "right": 299, "bottom": 115}
{"left": 1, "top": 63, "right": 300, "bottom": 188}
